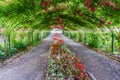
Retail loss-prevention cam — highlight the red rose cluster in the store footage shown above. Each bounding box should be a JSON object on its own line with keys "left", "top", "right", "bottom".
{"left": 53, "top": 33, "right": 64, "bottom": 44}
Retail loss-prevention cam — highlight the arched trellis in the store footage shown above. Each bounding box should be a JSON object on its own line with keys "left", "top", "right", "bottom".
{"left": 7, "top": 14, "right": 39, "bottom": 56}
{"left": 1, "top": 0, "right": 120, "bottom": 55}
{"left": 59, "top": 13, "right": 115, "bottom": 54}
{"left": 8, "top": 16, "right": 30, "bottom": 56}
{"left": 3, "top": 10, "right": 115, "bottom": 55}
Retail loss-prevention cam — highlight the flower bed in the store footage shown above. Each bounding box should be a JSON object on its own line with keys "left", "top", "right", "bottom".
{"left": 47, "top": 33, "right": 91, "bottom": 80}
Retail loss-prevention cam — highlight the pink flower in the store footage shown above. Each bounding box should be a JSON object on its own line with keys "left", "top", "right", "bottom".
{"left": 0, "top": 28, "right": 4, "bottom": 34}
{"left": 99, "top": 22, "right": 103, "bottom": 27}
{"left": 67, "top": 78, "right": 70, "bottom": 80}
{"left": 45, "top": 8, "right": 49, "bottom": 12}
{"left": 104, "top": 0, "right": 111, "bottom": 5}
{"left": 86, "top": 0, "right": 92, "bottom": 8}
{"left": 90, "top": 7, "right": 96, "bottom": 13}
{"left": 99, "top": 2, "right": 104, "bottom": 7}
{"left": 43, "top": 1, "right": 48, "bottom": 6}
{"left": 72, "top": 66, "right": 75, "bottom": 70}
{"left": 99, "top": 17, "right": 103, "bottom": 21}
{"left": 58, "top": 19, "right": 62, "bottom": 24}
{"left": 113, "top": 5, "right": 119, "bottom": 10}
{"left": 79, "top": 13, "right": 84, "bottom": 16}
{"left": 106, "top": 21, "right": 112, "bottom": 25}
{"left": 63, "top": 6, "right": 67, "bottom": 10}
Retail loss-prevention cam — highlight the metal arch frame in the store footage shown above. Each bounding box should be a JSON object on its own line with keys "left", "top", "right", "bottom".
{"left": 89, "top": 15, "right": 114, "bottom": 55}
{"left": 79, "top": 14, "right": 115, "bottom": 55}
{"left": 7, "top": 15, "right": 30, "bottom": 57}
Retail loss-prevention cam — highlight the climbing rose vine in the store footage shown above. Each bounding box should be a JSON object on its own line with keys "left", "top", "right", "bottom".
{"left": 86, "top": 0, "right": 92, "bottom": 8}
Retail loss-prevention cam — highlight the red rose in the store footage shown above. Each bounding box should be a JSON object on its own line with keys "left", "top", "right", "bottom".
{"left": 90, "top": 7, "right": 96, "bottom": 13}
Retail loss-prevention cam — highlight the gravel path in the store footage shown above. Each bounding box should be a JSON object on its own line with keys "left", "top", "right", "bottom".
{"left": 0, "top": 34, "right": 53, "bottom": 80}
{"left": 1, "top": 33, "right": 120, "bottom": 80}
{"left": 61, "top": 34, "right": 120, "bottom": 80}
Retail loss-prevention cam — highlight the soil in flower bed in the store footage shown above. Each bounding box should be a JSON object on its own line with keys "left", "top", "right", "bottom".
{"left": 46, "top": 33, "right": 92, "bottom": 80}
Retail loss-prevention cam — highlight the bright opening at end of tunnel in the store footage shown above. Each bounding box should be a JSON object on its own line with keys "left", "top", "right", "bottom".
{"left": 50, "top": 28, "right": 63, "bottom": 34}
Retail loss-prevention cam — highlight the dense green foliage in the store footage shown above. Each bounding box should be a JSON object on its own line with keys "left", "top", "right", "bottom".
{"left": 0, "top": 30, "right": 49, "bottom": 61}
{"left": 0, "top": 0, "right": 120, "bottom": 30}
{"left": 64, "top": 29, "right": 120, "bottom": 55}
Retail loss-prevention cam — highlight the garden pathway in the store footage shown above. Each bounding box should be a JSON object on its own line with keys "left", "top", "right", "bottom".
{"left": 61, "top": 34, "right": 120, "bottom": 80}
{"left": 0, "top": 34, "right": 54, "bottom": 80}
{"left": 0, "top": 33, "right": 120, "bottom": 80}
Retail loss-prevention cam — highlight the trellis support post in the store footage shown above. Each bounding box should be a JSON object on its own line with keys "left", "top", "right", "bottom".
{"left": 8, "top": 16, "right": 30, "bottom": 56}
{"left": 112, "top": 33, "right": 114, "bottom": 55}
{"left": 84, "top": 30, "right": 86, "bottom": 45}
